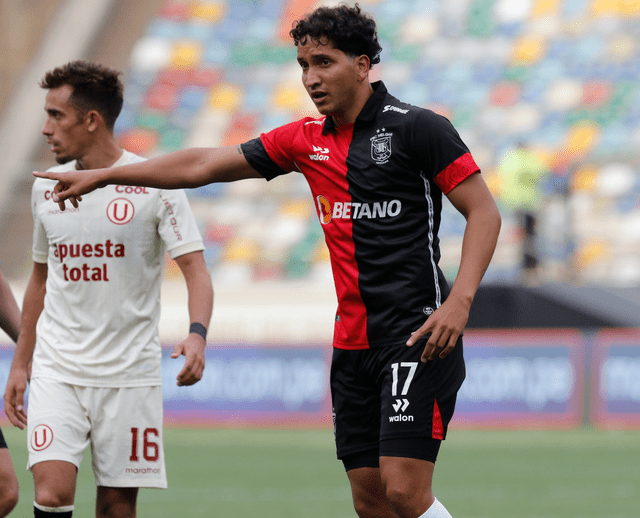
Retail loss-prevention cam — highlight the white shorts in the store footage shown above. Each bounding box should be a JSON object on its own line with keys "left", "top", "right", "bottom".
{"left": 27, "top": 378, "right": 167, "bottom": 488}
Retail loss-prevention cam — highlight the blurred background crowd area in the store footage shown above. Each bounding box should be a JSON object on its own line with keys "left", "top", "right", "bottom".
{"left": 2, "top": 0, "right": 640, "bottom": 290}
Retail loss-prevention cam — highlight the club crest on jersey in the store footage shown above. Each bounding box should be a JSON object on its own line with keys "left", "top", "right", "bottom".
{"left": 371, "top": 129, "right": 392, "bottom": 164}
{"left": 107, "top": 198, "right": 135, "bottom": 225}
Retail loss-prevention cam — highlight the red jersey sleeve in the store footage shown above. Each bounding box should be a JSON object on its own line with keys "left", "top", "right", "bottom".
{"left": 258, "top": 121, "right": 301, "bottom": 173}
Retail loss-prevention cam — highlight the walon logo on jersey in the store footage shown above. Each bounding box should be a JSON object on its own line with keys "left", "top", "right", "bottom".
{"left": 309, "top": 145, "right": 330, "bottom": 161}
{"left": 315, "top": 196, "right": 402, "bottom": 225}
{"left": 371, "top": 129, "right": 393, "bottom": 164}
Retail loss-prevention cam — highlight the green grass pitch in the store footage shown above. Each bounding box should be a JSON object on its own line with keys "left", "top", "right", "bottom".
{"left": 3, "top": 426, "right": 639, "bottom": 517}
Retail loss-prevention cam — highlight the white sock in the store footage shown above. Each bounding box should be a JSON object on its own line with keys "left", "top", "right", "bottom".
{"left": 34, "top": 501, "right": 75, "bottom": 513}
{"left": 419, "top": 497, "right": 453, "bottom": 518}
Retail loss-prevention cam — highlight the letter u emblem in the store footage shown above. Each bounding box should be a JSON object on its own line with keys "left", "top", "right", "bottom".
{"left": 31, "top": 424, "right": 54, "bottom": 451}
{"left": 107, "top": 198, "right": 135, "bottom": 225}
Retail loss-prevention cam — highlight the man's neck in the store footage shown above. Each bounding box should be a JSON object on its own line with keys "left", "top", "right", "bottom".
{"left": 75, "top": 141, "right": 124, "bottom": 171}
{"left": 330, "top": 83, "right": 375, "bottom": 127}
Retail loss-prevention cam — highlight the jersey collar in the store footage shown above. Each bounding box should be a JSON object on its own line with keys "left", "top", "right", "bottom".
{"left": 322, "top": 81, "right": 388, "bottom": 134}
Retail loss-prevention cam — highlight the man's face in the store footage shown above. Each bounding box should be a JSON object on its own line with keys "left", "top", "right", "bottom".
{"left": 42, "top": 85, "right": 91, "bottom": 164}
{"left": 297, "top": 38, "right": 361, "bottom": 123}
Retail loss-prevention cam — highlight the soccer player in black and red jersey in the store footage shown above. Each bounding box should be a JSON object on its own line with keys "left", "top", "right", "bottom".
{"left": 35, "top": 4, "right": 502, "bottom": 517}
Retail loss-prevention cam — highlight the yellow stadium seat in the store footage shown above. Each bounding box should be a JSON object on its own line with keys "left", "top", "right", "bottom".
{"left": 565, "top": 121, "right": 600, "bottom": 158}
{"left": 512, "top": 36, "right": 546, "bottom": 64}
{"left": 190, "top": 1, "right": 226, "bottom": 22}
{"left": 208, "top": 83, "right": 242, "bottom": 111}
{"left": 273, "top": 83, "right": 306, "bottom": 111}
{"left": 575, "top": 239, "right": 609, "bottom": 267}
{"left": 279, "top": 200, "right": 313, "bottom": 219}
{"left": 590, "top": 0, "right": 620, "bottom": 16}
{"left": 313, "top": 241, "right": 331, "bottom": 263}
{"left": 222, "top": 237, "right": 260, "bottom": 263}
{"left": 170, "top": 41, "right": 202, "bottom": 69}
{"left": 572, "top": 166, "right": 597, "bottom": 192}
{"left": 532, "top": 0, "right": 561, "bottom": 16}
{"left": 620, "top": 0, "right": 640, "bottom": 15}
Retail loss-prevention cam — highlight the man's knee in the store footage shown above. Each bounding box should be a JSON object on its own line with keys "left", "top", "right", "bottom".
{"left": 33, "top": 461, "right": 77, "bottom": 508}
{"left": 348, "top": 467, "right": 397, "bottom": 518}
{"left": 385, "top": 482, "right": 433, "bottom": 517}
{"left": 0, "top": 487, "right": 19, "bottom": 517}
{"left": 380, "top": 457, "right": 435, "bottom": 518}
{"left": 35, "top": 489, "right": 74, "bottom": 509}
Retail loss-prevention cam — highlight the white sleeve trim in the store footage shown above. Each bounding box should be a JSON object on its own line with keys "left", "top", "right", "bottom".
{"left": 167, "top": 241, "right": 205, "bottom": 260}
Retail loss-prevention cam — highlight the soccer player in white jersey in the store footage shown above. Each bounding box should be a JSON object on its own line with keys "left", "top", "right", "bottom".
{"left": 3, "top": 61, "right": 214, "bottom": 518}
{"left": 0, "top": 266, "right": 21, "bottom": 517}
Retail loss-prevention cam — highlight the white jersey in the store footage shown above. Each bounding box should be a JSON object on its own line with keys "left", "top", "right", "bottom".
{"left": 31, "top": 150, "right": 204, "bottom": 387}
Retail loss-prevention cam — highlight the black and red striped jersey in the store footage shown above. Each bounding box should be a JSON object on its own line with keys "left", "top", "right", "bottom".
{"left": 241, "top": 81, "right": 479, "bottom": 350}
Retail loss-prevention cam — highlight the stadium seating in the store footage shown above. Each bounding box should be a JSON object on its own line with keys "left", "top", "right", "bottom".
{"left": 116, "top": 0, "right": 640, "bottom": 286}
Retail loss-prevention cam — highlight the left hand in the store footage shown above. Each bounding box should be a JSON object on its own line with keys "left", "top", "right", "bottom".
{"left": 171, "top": 334, "right": 206, "bottom": 386}
{"left": 406, "top": 296, "right": 471, "bottom": 362}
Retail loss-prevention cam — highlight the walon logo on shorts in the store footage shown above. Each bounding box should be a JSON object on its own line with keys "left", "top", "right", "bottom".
{"left": 31, "top": 424, "right": 54, "bottom": 451}
{"left": 315, "top": 196, "right": 402, "bottom": 225}
{"left": 390, "top": 362, "right": 416, "bottom": 422}
{"left": 390, "top": 398, "right": 413, "bottom": 422}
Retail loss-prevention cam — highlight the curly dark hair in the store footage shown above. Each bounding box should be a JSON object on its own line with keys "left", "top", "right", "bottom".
{"left": 40, "top": 60, "right": 124, "bottom": 131}
{"left": 290, "top": 3, "right": 382, "bottom": 68}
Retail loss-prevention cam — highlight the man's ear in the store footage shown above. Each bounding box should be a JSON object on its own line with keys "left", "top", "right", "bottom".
{"left": 86, "top": 110, "right": 100, "bottom": 132}
{"left": 356, "top": 54, "right": 371, "bottom": 82}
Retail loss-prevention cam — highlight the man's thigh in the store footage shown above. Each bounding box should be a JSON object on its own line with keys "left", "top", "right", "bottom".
{"left": 378, "top": 337, "right": 464, "bottom": 448}
{"left": 87, "top": 386, "right": 167, "bottom": 489}
{"left": 27, "top": 378, "right": 90, "bottom": 470}
{"left": 332, "top": 338, "right": 464, "bottom": 466}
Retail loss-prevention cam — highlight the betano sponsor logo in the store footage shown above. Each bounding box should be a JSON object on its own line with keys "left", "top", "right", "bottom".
{"left": 316, "top": 196, "right": 402, "bottom": 225}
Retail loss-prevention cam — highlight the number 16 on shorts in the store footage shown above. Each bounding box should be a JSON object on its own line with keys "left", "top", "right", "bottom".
{"left": 129, "top": 427, "right": 160, "bottom": 462}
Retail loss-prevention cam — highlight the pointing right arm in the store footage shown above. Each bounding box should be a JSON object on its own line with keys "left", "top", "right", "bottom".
{"left": 34, "top": 145, "right": 263, "bottom": 210}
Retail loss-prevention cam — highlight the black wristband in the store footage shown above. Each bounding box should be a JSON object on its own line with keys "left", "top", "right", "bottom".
{"left": 189, "top": 322, "right": 207, "bottom": 341}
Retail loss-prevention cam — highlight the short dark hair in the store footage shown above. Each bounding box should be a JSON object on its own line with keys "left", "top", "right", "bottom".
{"left": 290, "top": 3, "right": 382, "bottom": 68}
{"left": 40, "top": 60, "right": 124, "bottom": 131}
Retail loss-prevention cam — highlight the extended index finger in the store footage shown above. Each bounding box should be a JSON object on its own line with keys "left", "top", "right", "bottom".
{"left": 33, "top": 170, "right": 61, "bottom": 182}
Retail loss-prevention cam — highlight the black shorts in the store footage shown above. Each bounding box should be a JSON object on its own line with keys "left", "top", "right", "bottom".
{"left": 0, "top": 427, "right": 7, "bottom": 449}
{"left": 330, "top": 336, "right": 465, "bottom": 470}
